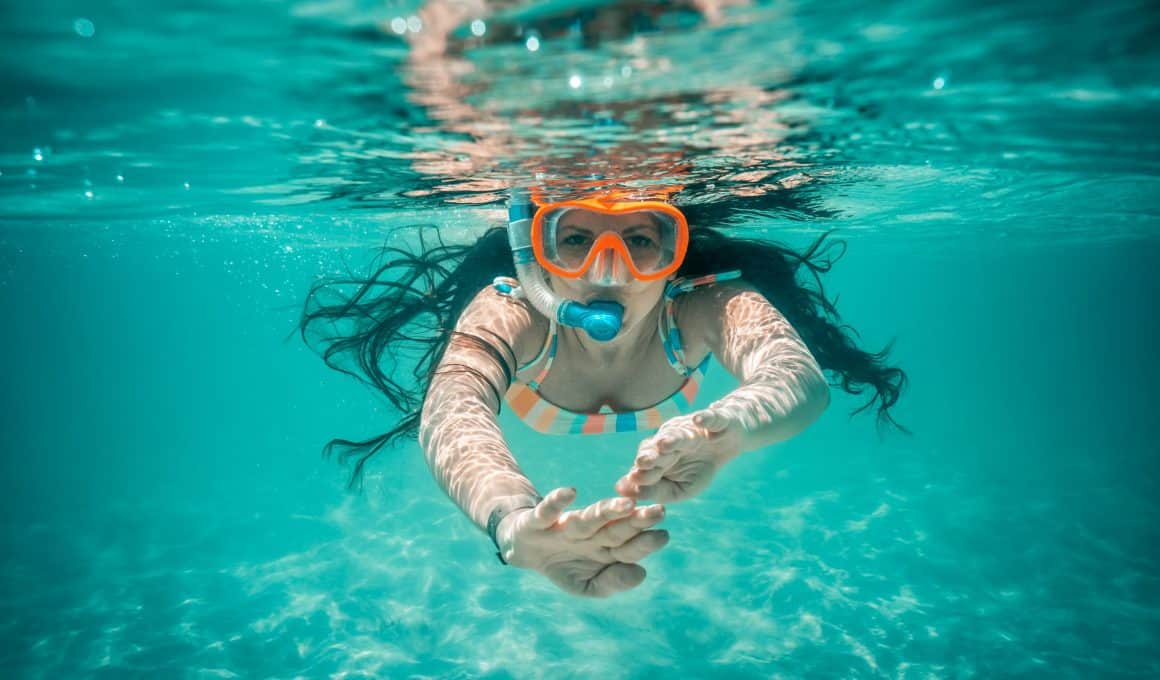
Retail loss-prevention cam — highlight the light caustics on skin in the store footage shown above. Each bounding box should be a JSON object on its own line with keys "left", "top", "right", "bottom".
{"left": 706, "top": 286, "right": 830, "bottom": 450}
{"left": 418, "top": 288, "right": 541, "bottom": 531}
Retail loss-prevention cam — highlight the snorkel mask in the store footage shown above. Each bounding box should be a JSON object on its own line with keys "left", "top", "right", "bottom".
{"left": 506, "top": 188, "right": 690, "bottom": 342}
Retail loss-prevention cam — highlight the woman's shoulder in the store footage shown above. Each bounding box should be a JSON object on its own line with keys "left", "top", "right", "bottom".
{"left": 672, "top": 276, "right": 758, "bottom": 350}
{"left": 458, "top": 283, "right": 551, "bottom": 369}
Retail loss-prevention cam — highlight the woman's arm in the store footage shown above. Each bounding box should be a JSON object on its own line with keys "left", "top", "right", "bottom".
{"left": 421, "top": 287, "right": 671, "bottom": 593}
{"left": 614, "top": 281, "right": 830, "bottom": 502}
{"left": 418, "top": 286, "right": 544, "bottom": 535}
{"left": 685, "top": 281, "right": 830, "bottom": 452}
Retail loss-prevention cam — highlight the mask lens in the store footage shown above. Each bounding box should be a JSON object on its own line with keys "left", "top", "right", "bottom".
{"left": 553, "top": 219, "right": 595, "bottom": 270}
{"left": 539, "top": 207, "right": 679, "bottom": 277}
{"left": 621, "top": 227, "right": 664, "bottom": 273}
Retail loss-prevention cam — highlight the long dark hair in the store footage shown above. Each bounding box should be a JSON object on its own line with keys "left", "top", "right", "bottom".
{"left": 299, "top": 224, "right": 907, "bottom": 487}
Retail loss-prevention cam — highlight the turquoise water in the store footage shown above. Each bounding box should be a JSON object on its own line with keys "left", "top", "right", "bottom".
{"left": 2, "top": 0, "right": 1158, "bottom": 677}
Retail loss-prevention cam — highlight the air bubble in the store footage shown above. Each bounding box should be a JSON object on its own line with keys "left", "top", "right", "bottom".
{"left": 74, "top": 18, "right": 95, "bottom": 38}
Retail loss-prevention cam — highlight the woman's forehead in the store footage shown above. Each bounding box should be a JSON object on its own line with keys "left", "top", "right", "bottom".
{"left": 557, "top": 208, "right": 661, "bottom": 231}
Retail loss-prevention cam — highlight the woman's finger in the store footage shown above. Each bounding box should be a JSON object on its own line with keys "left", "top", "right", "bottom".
{"left": 589, "top": 516, "right": 642, "bottom": 547}
{"left": 637, "top": 420, "right": 693, "bottom": 465}
{"left": 619, "top": 455, "right": 674, "bottom": 496}
{"left": 614, "top": 476, "right": 638, "bottom": 498}
{"left": 655, "top": 422, "right": 701, "bottom": 453}
{"left": 652, "top": 476, "right": 695, "bottom": 503}
{"left": 630, "top": 463, "right": 669, "bottom": 486}
{"left": 634, "top": 438, "right": 663, "bottom": 468}
{"left": 564, "top": 496, "right": 635, "bottom": 538}
{"left": 608, "top": 529, "right": 670, "bottom": 563}
{"left": 586, "top": 563, "right": 646, "bottom": 598}
{"left": 626, "top": 504, "right": 666, "bottom": 528}
{"left": 635, "top": 440, "right": 678, "bottom": 470}
{"left": 529, "top": 486, "right": 576, "bottom": 529}
{"left": 632, "top": 478, "right": 683, "bottom": 503}
{"left": 694, "top": 408, "right": 732, "bottom": 433}
{"left": 589, "top": 504, "right": 665, "bottom": 547}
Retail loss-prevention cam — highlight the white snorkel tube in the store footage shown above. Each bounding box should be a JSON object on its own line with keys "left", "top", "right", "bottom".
{"left": 507, "top": 189, "right": 624, "bottom": 342}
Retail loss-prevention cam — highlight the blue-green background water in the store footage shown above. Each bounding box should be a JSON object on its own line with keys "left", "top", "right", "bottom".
{"left": 2, "top": 0, "right": 1158, "bottom": 677}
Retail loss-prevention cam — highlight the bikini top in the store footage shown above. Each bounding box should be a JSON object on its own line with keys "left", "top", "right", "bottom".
{"left": 493, "top": 270, "right": 742, "bottom": 435}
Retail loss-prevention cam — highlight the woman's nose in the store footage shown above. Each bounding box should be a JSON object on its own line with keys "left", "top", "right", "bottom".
{"left": 584, "top": 248, "right": 633, "bottom": 286}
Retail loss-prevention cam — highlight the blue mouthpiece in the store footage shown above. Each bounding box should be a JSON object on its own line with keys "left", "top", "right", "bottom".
{"left": 559, "top": 300, "right": 623, "bottom": 342}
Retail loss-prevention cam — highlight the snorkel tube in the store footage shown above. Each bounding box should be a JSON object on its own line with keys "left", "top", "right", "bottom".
{"left": 507, "top": 189, "right": 623, "bottom": 342}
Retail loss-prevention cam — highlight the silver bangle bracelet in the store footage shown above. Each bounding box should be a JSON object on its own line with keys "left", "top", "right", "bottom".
{"left": 486, "top": 494, "right": 543, "bottom": 565}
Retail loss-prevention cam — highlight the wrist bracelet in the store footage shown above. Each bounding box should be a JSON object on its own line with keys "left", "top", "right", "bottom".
{"left": 486, "top": 495, "right": 542, "bottom": 565}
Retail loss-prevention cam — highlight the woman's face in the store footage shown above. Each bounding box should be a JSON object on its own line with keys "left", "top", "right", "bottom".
{"left": 540, "top": 206, "right": 676, "bottom": 340}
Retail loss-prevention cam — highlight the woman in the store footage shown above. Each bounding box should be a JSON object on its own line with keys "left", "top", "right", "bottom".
{"left": 300, "top": 187, "right": 906, "bottom": 598}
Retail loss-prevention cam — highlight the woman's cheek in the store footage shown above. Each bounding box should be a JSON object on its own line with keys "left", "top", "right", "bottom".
{"left": 625, "top": 285, "right": 666, "bottom": 323}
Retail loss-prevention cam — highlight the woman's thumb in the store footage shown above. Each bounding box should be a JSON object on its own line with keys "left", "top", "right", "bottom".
{"left": 693, "top": 408, "right": 731, "bottom": 433}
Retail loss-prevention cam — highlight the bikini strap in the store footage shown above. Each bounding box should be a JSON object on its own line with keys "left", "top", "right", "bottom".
{"left": 658, "top": 270, "right": 743, "bottom": 377}
{"left": 491, "top": 276, "right": 557, "bottom": 377}
{"left": 526, "top": 324, "right": 559, "bottom": 390}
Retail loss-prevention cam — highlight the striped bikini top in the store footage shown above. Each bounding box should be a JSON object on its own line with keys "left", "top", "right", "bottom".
{"left": 494, "top": 270, "right": 742, "bottom": 435}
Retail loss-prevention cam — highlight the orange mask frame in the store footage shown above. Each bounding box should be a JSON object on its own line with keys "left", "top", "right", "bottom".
{"left": 529, "top": 197, "right": 690, "bottom": 282}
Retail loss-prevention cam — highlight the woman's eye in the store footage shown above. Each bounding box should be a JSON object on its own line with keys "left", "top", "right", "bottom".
{"left": 560, "top": 234, "right": 592, "bottom": 247}
{"left": 628, "top": 235, "right": 657, "bottom": 248}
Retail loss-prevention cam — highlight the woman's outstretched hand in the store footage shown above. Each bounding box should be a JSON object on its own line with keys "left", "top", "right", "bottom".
{"left": 615, "top": 408, "right": 745, "bottom": 503}
{"left": 499, "top": 487, "right": 669, "bottom": 598}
